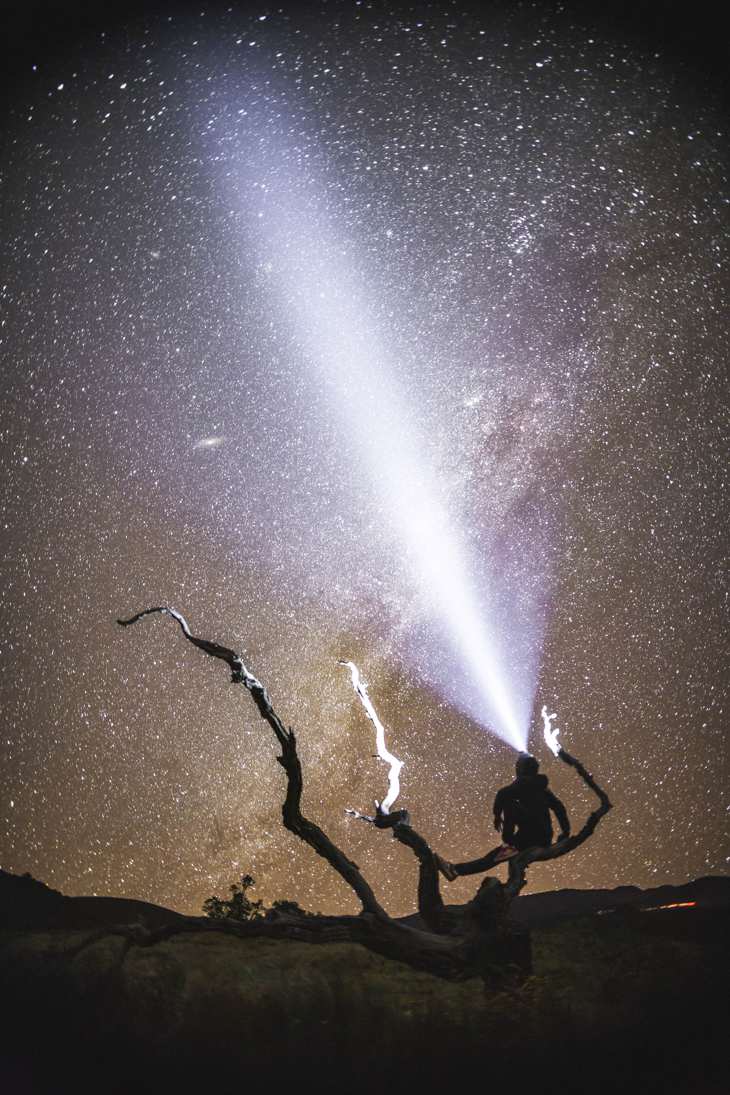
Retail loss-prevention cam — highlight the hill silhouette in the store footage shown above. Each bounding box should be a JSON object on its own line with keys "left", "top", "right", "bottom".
{"left": 3, "top": 867, "right": 728, "bottom": 930}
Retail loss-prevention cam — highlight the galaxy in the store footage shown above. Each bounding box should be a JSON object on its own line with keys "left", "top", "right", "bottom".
{"left": 0, "top": 1, "right": 727, "bottom": 918}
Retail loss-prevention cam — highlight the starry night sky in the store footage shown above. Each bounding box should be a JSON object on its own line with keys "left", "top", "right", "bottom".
{"left": 1, "top": 0, "right": 727, "bottom": 918}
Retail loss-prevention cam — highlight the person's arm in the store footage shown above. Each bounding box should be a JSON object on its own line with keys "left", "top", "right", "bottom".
{"left": 546, "top": 790, "right": 570, "bottom": 839}
{"left": 493, "top": 788, "right": 505, "bottom": 832}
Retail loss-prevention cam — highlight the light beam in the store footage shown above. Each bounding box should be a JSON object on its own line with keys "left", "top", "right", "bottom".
{"left": 223, "top": 121, "right": 537, "bottom": 750}
{"left": 264, "top": 197, "right": 526, "bottom": 748}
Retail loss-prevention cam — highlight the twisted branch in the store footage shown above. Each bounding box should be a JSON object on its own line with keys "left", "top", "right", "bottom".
{"left": 118, "top": 607, "right": 387, "bottom": 919}
{"left": 353, "top": 738, "right": 611, "bottom": 925}
{"left": 65, "top": 910, "right": 467, "bottom": 978}
{"left": 340, "top": 800, "right": 451, "bottom": 933}
{"left": 339, "top": 660, "right": 403, "bottom": 815}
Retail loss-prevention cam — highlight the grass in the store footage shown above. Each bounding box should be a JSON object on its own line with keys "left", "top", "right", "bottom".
{"left": 0, "top": 906, "right": 726, "bottom": 1093}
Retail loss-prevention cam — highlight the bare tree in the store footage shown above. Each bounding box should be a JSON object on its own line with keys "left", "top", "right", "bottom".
{"left": 117, "top": 606, "right": 611, "bottom": 980}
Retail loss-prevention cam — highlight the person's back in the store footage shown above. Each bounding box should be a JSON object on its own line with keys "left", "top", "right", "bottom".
{"left": 435, "top": 751, "right": 571, "bottom": 882}
{"left": 494, "top": 754, "right": 569, "bottom": 851}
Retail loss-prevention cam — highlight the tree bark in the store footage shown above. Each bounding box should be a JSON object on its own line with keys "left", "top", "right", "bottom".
{"left": 118, "top": 607, "right": 387, "bottom": 919}
{"left": 77, "top": 909, "right": 469, "bottom": 979}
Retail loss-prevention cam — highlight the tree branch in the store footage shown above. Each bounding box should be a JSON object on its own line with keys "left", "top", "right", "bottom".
{"left": 83, "top": 909, "right": 468, "bottom": 979}
{"left": 343, "top": 803, "right": 452, "bottom": 934}
{"left": 118, "top": 607, "right": 387, "bottom": 919}
{"left": 391, "top": 819, "right": 454, "bottom": 934}
{"left": 340, "top": 660, "right": 403, "bottom": 815}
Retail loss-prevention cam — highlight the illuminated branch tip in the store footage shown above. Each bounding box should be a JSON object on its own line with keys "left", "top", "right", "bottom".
{"left": 541, "top": 704, "right": 561, "bottom": 757}
{"left": 339, "top": 660, "right": 403, "bottom": 815}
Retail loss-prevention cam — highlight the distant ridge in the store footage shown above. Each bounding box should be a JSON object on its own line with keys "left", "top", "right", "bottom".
{"left": 398, "top": 875, "right": 730, "bottom": 930}
{"left": 2, "top": 868, "right": 728, "bottom": 931}
{"left": 0, "top": 869, "right": 188, "bottom": 930}
{"left": 506, "top": 874, "right": 730, "bottom": 925}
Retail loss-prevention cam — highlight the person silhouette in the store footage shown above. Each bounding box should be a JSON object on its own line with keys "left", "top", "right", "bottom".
{"left": 435, "top": 752, "right": 571, "bottom": 881}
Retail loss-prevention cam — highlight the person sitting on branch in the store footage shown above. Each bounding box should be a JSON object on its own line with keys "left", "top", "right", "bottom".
{"left": 435, "top": 752, "right": 571, "bottom": 881}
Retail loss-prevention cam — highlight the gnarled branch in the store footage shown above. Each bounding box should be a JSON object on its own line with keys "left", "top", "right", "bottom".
{"left": 118, "top": 607, "right": 387, "bottom": 919}
{"left": 356, "top": 744, "right": 611, "bottom": 923}
{"left": 343, "top": 803, "right": 452, "bottom": 934}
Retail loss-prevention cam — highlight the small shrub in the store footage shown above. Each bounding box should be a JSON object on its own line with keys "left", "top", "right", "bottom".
{"left": 203, "top": 874, "right": 264, "bottom": 922}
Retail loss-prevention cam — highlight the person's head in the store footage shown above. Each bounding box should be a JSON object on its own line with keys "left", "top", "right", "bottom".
{"left": 515, "top": 752, "right": 539, "bottom": 779}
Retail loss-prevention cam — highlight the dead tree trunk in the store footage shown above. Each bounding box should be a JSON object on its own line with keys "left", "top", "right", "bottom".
{"left": 118, "top": 606, "right": 612, "bottom": 981}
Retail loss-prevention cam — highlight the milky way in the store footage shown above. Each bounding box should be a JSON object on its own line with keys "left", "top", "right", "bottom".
{"left": 1, "top": 2, "right": 727, "bottom": 917}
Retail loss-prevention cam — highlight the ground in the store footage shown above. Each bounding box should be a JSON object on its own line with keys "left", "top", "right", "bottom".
{"left": 0, "top": 898, "right": 726, "bottom": 1094}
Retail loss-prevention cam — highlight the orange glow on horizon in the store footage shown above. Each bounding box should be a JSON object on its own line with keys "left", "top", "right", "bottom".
{"left": 642, "top": 901, "right": 697, "bottom": 911}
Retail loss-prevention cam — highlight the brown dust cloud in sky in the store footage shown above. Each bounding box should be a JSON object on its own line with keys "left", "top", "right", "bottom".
{"left": 0, "top": 1, "right": 727, "bottom": 916}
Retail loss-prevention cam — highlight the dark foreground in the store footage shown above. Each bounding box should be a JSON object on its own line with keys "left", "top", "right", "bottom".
{"left": 1, "top": 873, "right": 727, "bottom": 1094}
